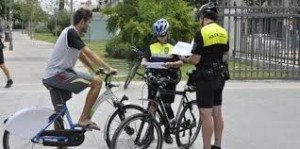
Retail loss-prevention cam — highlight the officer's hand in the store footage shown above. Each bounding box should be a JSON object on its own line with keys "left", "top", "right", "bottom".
{"left": 180, "top": 56, "right": 190, "bottom": 63}
{"left": 164, "top": 62, "right": 173, "bottom": 68}
{"left": 141, "top": 61, "right": 147, "bottom": 68}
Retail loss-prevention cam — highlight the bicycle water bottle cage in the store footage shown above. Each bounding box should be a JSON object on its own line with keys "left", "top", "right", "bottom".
{"left": 40, "top": 129, "right": 85, "bottom": 146}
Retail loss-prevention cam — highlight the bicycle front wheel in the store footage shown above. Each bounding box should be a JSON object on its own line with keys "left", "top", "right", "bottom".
{"left": 3, "top": 116, "right": 64, "bottom": 149}
{"left": 175, "top": 100, "right": 201, "bottom": 148}
{"left": 104, "top": 104, "right": 147, "bottom": 147}
{"left": 110, "top": 113, "right": 163, "bottom": 149}
{"left": 124, "top": 62, "right": 140, "bottom": 89}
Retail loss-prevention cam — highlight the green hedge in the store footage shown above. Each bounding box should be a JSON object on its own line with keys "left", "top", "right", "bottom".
{"left": 105, "top": 36, "right": 131, "bottom": 59}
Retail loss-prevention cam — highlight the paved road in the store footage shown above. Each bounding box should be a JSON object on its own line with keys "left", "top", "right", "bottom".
{"left": 0, "top": 31, "right": 300, "bottom": 149}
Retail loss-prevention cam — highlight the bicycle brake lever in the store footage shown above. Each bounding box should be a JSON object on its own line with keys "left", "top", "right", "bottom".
{"left": 95, "top": 68, "right": 104, "bottom": 75}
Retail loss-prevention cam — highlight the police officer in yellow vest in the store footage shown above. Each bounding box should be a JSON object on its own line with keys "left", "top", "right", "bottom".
{"left": 183, "top": 3, "right": 229, "bottom": 149}
{"left": 141, "top": 18, "right": 183, "bottom": 144}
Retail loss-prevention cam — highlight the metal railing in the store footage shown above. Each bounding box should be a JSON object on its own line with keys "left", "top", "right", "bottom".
{"left": 217, "top": 0, "right": 300, "bottom": 79}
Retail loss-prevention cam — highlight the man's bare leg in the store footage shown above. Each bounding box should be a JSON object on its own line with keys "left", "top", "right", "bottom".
{"left": 212, "top": 105, "right": 224, "bottom": 147}
{"left": 0, "top": 64, "right": 12, "bottom": 80}
{"left": 79, "top": 78, "right": 102, "bottom": 124}
{"left": 200, "top": 108, "right": 213, "bottom": 149}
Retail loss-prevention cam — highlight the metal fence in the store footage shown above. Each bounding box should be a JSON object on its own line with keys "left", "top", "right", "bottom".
{"left": 217, "top": 0, "right": 300, "bottom": 79}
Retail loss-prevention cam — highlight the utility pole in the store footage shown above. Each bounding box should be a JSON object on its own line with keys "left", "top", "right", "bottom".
{"left": 70, "top": 0, "right": 73, "bottom": 25}
{"left": 54, "top": 7, "right": 58, "bottom": 37}
{"left": 8, "top": 0, "right": 13, "bottom": 51}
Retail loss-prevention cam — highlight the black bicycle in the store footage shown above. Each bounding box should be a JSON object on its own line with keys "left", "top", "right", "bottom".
{"left": 124, "top": 46, "right": 145, "bottom": 89}
{"left": 111, "top": 73, "right": 201, "bottom": 149}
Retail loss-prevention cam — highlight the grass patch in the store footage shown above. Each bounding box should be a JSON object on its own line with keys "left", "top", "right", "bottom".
{"left": 230, "top": 61, "right": 289, "bottom": 79}
{"left": 33, "top": 33, "right": 57, "bottom": 43}
{"left": 34, "top": 33, "right": 289, "bottom": 80}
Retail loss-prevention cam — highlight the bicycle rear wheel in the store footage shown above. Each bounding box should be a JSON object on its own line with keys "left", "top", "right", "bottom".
{"left": 175, "top": 100, "right": 201, "bottom": 148}
{"left": 110, "top": 113, "right": 163, "bottom": 149}
{"left": 104, "top": 104, "right": 147, "bottom": 147}
{"left": 124, "top": 62, "right": 140, "bottom": 89}
{"left": 3, "top": 116, "right": 64, "bottom": 149}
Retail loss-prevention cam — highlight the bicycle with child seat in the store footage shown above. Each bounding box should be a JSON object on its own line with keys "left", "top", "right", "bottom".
{"left": 2, "top": 68, "right": 147, "bottom": 149}
{"left": 123, "top": 46, "right": 146, "bottom": 89}
{"left": 110, "top": 72, "right": 202, "bottom": 149}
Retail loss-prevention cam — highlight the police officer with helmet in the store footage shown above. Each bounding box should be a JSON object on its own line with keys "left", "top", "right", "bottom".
{"left": 141, "top": 18, "right": 183, "bottom": 144}
{"left": 182, "top": 3, "right": 229, "bottom": 149}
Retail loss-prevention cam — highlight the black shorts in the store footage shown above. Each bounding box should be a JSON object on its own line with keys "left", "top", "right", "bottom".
{"left": 0, "top": 48, "right": 4, "bottom": 64}
{"left": 196, "top": 79, "right": 225, "bottom": 108}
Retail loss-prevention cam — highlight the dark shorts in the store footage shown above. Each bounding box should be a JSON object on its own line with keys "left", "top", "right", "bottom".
{"left": 0, "top": 48, "right": 4, "bottom": 64}
{"left": 43, "top": 69, "right": 93, "bottom": 112}
{"left": 196, "top": 79, "right": 225, "bottom": 108}
{"left": 147, "top": 82, "right": 176, "bottom": 119}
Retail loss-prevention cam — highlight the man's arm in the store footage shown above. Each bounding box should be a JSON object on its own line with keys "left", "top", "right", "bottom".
{"left": 79, "top": 52, "right": 96, "bottom": 72}
{"left": 222, "top": 51, "right": 229, "bottom": 63}
{"left": 80, "top": 46, "right": 114, "bottom": 72}
{"left": 183, "top": 31, "right": 202, "bottom": 65}
{"left": 223, "top": 41, "right": 230, "bottom": 63}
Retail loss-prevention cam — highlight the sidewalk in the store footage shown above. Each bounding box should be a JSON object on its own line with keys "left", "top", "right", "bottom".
{"left": 0, "top": 31, "right": 300, "bottom": 149}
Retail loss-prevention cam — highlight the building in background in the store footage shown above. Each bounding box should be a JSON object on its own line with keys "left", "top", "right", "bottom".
{"left": 85, "top": 12, "right": 110, "bottom": 41}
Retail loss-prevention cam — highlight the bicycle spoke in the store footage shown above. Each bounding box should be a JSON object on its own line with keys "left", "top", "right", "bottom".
{"left": 175, "top": 100, "right": 201, "bottom": 147}
{"left": 111, "top": 114, "right": 162, "bottom": 149}
{"left": 105, "top": 105, "right": 146, "bottom": 147}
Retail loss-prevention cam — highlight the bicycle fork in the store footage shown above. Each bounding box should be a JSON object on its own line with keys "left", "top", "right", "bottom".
{"left": 134, "top": 114, "right": 155, "bottom": 147}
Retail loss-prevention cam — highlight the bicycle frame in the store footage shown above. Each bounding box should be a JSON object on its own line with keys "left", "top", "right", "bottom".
{"left": 89, "top": 84, "right": 119, "bottom": 117}
{"left": 130, "top": 85, "right": 196, "bottom": 148}
{"left": 32, "top": 105, "right": 76, "bottom": 143}
{"left": 3, "top": 69, "right": 122, "bottom": 142}
{"left": 148, "top": 87, "right": 194, "bottom": 134}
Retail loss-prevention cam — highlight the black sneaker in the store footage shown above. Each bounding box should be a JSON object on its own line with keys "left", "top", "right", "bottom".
{"left": 211, "top": 145, "right": 221, "bottom": 149}
{"left": 5, "top": 79, "right": 13, "bottom": 88}
{"left": 163, "top": 129, "right": 173, "bottom": 144}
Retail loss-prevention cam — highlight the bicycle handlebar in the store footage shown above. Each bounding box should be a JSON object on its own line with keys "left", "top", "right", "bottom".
{"left": 131, "top": 46, "right": 145, "bottom": 58}
{"left": 95, "top": 68, "right": 118, "bottom": 88}
{"left": 145, "top": 73, "right": 177, "bottom": 87}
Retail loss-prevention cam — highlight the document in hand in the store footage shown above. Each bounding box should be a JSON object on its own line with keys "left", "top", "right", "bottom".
{"left": 143, "top": 62, "right": 167, "bottom": 69}
{"left": 172, "top": 41, "right": 193, "bottom": 56}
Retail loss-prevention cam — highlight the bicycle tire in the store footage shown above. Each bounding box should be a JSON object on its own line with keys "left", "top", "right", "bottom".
{"left": 110, "top": 113, "right": 163, "bottom": 149}
{"left": 3, "top": 116, "right": 64, "bottom": 149}
{"left": 104, "top": 104, "right": 147, "bottom": 147}
{"left": 124, "top": 62, "right": 140, "bottom": 89}
{"left": 175, "top": 100, "right": 201, "bottom": 148}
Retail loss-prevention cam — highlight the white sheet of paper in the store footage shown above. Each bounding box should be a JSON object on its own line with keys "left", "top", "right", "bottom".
{"left": 143, "top": 62, "right": 167, "bottom": 69}
{"left": 172, "top": 41, "right": 193, "bottom": 56}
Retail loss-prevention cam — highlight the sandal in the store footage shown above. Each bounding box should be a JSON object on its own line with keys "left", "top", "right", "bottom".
{"left": 78, "top": 121, "right": 101, "bottom": 131}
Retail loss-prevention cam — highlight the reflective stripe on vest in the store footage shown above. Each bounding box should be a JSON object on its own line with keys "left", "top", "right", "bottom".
{"left": 150, "top": 42, "right": 174, "bottom": 59}
{"left": 201, "top": 23, "right": 228, "bottom": 47}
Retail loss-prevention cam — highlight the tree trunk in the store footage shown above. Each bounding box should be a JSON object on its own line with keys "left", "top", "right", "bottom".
{"left": 59, "top": 0, "right": 64, "bottom": 11}
{"left": 30, "top": 11, "right": 33, "bottom": 39}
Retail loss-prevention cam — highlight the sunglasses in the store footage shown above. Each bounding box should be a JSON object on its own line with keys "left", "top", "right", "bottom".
{"left": 158, "top": 34, "right": 167, "bottom": 37}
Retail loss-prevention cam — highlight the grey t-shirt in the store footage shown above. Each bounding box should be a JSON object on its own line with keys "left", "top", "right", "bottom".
{"left": 44, "top": 26, "right": 85, "bottom": 79}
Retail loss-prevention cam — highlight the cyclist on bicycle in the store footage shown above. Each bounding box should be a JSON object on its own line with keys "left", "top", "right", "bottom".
{"left": 141, "top": 18, "right": 183, "bottom": 144}
{"left": 42, "top": 8, "right": 117, "bottom": 131}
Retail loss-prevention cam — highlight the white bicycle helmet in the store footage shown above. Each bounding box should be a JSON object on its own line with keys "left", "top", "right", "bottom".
{"left": 152, "top": 18, "right": 169, "bottom": 36}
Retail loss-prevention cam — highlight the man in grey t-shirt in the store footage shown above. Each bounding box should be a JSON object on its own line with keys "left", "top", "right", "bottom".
{"left": 43, "top": 8, "right": 117, "bottom": 130}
